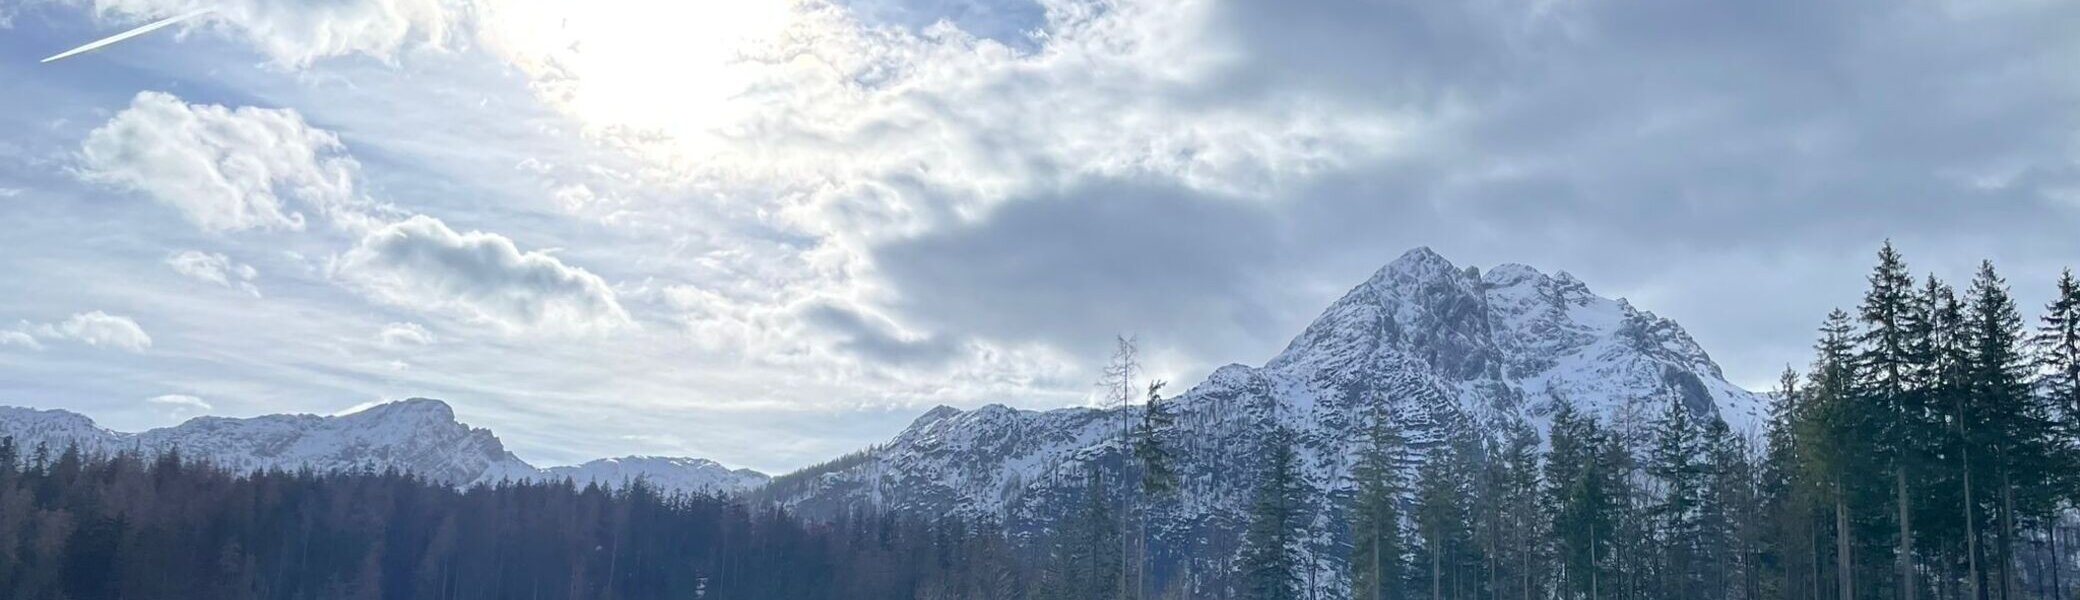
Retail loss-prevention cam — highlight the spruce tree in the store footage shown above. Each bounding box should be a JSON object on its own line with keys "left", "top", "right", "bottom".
{"left": 1856, "top": 242, "right": 1926, "bottom": 600}
{"left": 1349, "top": 410, "right": 1409, "bottom": 600}
{"left": 1962, "top": 261, "right": 2056, "bottom": 600}
{"left": 1048, "top": 470, "right": 1124, "bottom": 600}
{"left": 1131, "top": 380, "right": 1177, "bottom": 600}
{"left": 2033, "top": 269, "right": 2080, "bottom": 494}
{"left": 1759, "top": 365, "right": 1815, "bottom": 600}
{"left": 1648, "top": 394, "right": 1705, "bottom": 599}
{"left": 1495, "top": 421, "right": 1545, "bottom": 600}
{"left": 1241, "top": 426, "right": 1308, "bottom": 600}
{"left": 1546, "top": 399, "right": 1614, "bottom": 600}
{"left": 1801, "top": 309, "right": 1859, "bottom": 600}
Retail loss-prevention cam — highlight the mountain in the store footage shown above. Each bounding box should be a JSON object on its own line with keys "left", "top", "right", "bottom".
{"left": 0, "top": 398, "right": 768, "bottom": 495}
{"left": 544, "top": 455, "right": 771, "bottom": 495}
{"left": 759, "top": 246, "right": 1769, "bottom": 592}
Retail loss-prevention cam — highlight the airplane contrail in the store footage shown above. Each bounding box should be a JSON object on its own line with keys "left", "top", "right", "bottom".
{"left": 41, "top": 8, "right": 214, "bottom": 64}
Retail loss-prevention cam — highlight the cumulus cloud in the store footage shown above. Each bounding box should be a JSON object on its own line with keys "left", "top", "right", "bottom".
{"left": 77, "top": 91, "right": 362, "bottom": 233}
{"left": 166, "top": 250, "right": 261, "bottom": 296}
{"left": 378, "top": 322, "right": 436, "bottom": 347}
{"left": 334, "top": 215, "right": 631, "bottom": 334}
{"left": 11, "top": 311, "right": 153, "bottom": 352}
{"left": 146, "top": 394, "right": 212, "bottom": 411}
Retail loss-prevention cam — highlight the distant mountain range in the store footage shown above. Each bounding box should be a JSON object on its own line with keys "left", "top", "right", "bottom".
{"left": 0, "top": 397, "right": 769, "bottom": 496}
{"left": 0, "top": 247, "right": 1767, "bottom": 589}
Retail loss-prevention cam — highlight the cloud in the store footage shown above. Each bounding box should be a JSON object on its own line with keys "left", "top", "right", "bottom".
{"left": 76, "top": 91, "right": 361, "bottom": 233}
{"left": 166, "top": 250, "right": 261, "bottom": 296}
{"left": 0, "top": 331, "right": 41, "bottom": 350}
{"left": 797, "top": 300, "right": 965, "bottom": 367}
{"left": 146, "top": 394, "right": 212, "bottom": 411}
{"left": 378, "top": 322, "right": 436, "bottom": 347}
{"left": 334, "top": 215, "right": 631, "bottom": 334}
{"left": 13, "top": 311, "right": 154, "bottom": 352}
{"left": 74, "top": 0, "right": 467, "bottom": 66}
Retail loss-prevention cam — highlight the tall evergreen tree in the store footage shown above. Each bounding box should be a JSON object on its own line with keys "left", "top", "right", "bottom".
{"left": 1648, "top": 395, "right": 1706, "bottom": 600}
{"left": 1349, "top": 410, "right": 1409, "bottom": 600}
{"left": 1546, "top": 399, "right": 1615, "bottom": 600}
{"left": 1049, "top": 470, "right": 1125, "bottom": 600}
{"left": 2033, "top": 269, "right": 2080, "bottom": 497}
{"left": 1131, "top": 380, "right": 1177, "bottom": 600}
{"left": 1856, "top": 242, "right": 1925, "bottom": 600}
{"left": 1495, "top": 421, "right": 1546, "bottom": 600}
{"left": 1962, "top": 261, "right": 2057, "bottom": 600}
{"left": 1241, "top": 426, "right": 1309, "bottom": 600}
{"left": 1802, "top": 309, "right": 1860, "bottom": 600}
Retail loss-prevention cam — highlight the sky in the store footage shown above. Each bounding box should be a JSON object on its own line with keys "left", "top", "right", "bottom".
{"left": 0, "top": 0, "right": 2076, "bottom": 474}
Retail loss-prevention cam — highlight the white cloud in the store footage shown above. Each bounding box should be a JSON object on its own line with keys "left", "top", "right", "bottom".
{"left": 334, "top": 215, "right": 631, "bottom": 334}
{"left": 0, "top": 330, "right": 41, "bottom": 350}
{"left": 14, "top": 311, "right": 154, "bottom": 352}
{"left": 77, "top": 91, "right": 362, "bottom": 233}
{"left": 76, "top": 0, "right": 467, "bottom": 66}
{"left": 146, "top": 394, "right": 212, "bottom": 411}
{"left": 166, "top": 250, "right": 261, "bottom": 296}
{"left": 378, "top": 321, "right": 436, "bottom": 347}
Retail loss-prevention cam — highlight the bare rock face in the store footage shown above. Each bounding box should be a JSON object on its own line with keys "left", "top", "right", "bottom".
{"left": 761, "top": 247, "right": 1766, "bottom": 594}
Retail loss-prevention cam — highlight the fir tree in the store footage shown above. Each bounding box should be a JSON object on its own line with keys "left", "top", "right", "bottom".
{"left": 1648, "top": 394, "right": 1705, "bottom": 599}
{"left": 1962, "top": 261, "right": 2057, "bottom": 600}
{"left": 1349, "top": 410, "right": 1409, "bottom": 600}
{"left": 1546, "top": 399, "right": 1614, "bottom": 600}
{"left": 1241, "top": 426, "right": 1309, "bottom": 600}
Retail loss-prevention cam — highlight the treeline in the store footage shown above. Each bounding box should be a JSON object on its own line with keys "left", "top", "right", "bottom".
{"left": 4, "top": 243, "right": 2075, "bottom": 600}
{"left": 0, "top": 440, "right": 1034, "bottom": 600}
{"left": 1302, "top": 243, "right": 2080, "bottom": 600}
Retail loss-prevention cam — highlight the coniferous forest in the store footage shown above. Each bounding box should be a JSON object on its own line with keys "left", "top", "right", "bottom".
{"left": 4, "top": 244, "right": 2079, "bottom": 600}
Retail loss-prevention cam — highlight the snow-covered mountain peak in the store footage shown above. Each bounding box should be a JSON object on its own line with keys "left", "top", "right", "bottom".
{"left": 0, "top": 399, "right": 768, "bottom": 496}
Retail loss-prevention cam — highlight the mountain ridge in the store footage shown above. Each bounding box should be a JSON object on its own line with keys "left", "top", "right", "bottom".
{"left": 0, "top": 398, "right": 770, "bottom": 496}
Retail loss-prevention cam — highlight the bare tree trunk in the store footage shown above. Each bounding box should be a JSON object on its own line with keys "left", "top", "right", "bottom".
{"left": 1901, "top": 469, "right": 1916, "bottom": 600}
{"left": 1961, "top": 414, "right": 1981, "bottom": 600}
{"left": 1998, "top": 470, "right": 2019, "bottom": 600}
{"left": 1839, "top": 483, "right": 1855, "bottom": 600}
{"left": 2051, "top": 517, "right": 2065, "bottom": 600}
{"left": 1435, "top": 536, "right": 1444, "bottom": 600}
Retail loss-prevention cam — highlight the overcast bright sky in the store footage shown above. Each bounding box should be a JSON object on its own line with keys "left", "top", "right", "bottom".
{"left": 1, "top": 0, "right": 2076, "bottom": 474}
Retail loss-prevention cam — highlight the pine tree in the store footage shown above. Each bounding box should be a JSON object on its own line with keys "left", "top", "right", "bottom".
{"left": 1414, "top": 438, "right": 1474, "bottom": 600}
{"left": 1131, "top": 380, "right": 1177, "bottom": 600}
{"left": 1546, "top": 399, "right": 1614, "bottom": 600}
{"left": 1759, "top": 365, "right": 1816, "bottom": 600}
{"left": 1699, "top": 416, "right": 1751, "bottom": 600}
{"left": 1048, "top": 470, "right": 1125, "bottom": 600}
{"left": 1648, "top": 394, "right": 1705, "bottom": 599}
{"left": 1495, "top": 421, "right": 1545, "bottom": 600}
{"left": 1962, "top": 261, "right": 2057, "bottom": 600}
{"left": 1801, "top": 309, "right": 1859, "bottom": 600}
{"left": 1241, "top": 426, "right": 1309, "bottom": 600}
{"left": 1856, "top": 242, "right": 1924, "bottom": 600}
{"left": 1349, "top": 410, "right": 1409, "bottom": 600}
{"left": 2033, "top": 269, "right": 2080, "bottom": 491}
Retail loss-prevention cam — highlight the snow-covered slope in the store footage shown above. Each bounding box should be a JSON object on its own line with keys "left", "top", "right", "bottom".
{"left": 762, "top": 246, "right": 1769, "bottom": 592}
{"left": 0, "top": 398, "right": 767, "bottom": 495}
{"left": 543, "top": 456, "right": 770, "bottom": 495}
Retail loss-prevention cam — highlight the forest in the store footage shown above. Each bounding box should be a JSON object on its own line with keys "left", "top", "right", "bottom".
{"left": 2, "top": 244, "right": 2077, "bottom": 600}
